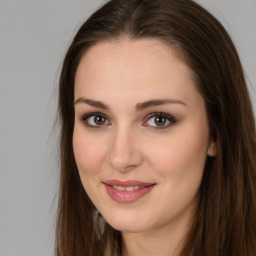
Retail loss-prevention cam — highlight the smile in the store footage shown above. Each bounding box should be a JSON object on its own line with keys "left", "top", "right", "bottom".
{"left": 112, "top": 185, "right": 142, "bottom": 191}
{"left": 103, "top": 180, "right": 156, "bottom": 203}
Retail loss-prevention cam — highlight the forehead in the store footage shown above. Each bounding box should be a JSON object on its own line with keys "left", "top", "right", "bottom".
{"left": 74, "top": 38, "right": 199, "bottom": 106}
{"left": 76, "top": 37, "right": 189, "bottom": 78}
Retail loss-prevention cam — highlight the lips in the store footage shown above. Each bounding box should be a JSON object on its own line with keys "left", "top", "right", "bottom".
{"left": 103, "top": 179, "right": 156, "bottom": 203}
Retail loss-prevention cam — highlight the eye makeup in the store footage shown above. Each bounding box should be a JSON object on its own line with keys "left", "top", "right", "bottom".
{"left": 80, "top": 112, "right": 110, "bottom": 128}
{"left": 79, "top": 111, "right": 176, "bottom": 130}
{"left": 143, "top": 112, "right": 176, "bottom": 129}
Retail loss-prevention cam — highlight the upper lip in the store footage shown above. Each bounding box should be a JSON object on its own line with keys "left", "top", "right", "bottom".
{"left": 103, "top": 179, "right": 155, "bottom": 187}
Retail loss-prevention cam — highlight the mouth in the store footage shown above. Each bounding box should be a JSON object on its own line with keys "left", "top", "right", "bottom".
{"left": 111, "top": 185, "right": 146, "bottom": 191}
{"left": 103, "top": 180, "right": 156, "bottom": 203}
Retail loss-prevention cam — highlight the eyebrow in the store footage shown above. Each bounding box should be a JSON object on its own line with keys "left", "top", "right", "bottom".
{"left": 135, "top": 99, "right": 187, "bottom": 110}
{"left": 74, "top": 98, "right": 109, "bottom": 110}
{"left": 74, "top": 97, "right": 187, "bottom": 110}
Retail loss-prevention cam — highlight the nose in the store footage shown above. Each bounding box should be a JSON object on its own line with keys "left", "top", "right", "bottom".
{"left": 107, "top": 127, "right": 143, "bottom": 172}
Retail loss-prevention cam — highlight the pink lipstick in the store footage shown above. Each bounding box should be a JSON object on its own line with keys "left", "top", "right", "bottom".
{"left": 103, "top": 180, "right": 155, "bottom": 203}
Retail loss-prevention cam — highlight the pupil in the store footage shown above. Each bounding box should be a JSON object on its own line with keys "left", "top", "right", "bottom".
{"left": 94, "top": 116, "right": 105, "bottom": 125}
{"left": 155, "top": 116, "right": 166, "bottom": 126}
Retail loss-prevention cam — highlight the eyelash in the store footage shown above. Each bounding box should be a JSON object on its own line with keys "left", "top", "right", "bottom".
{"left": 80, "top": 112, "right": 176, "bottom": 129}
{"left": 80, "top": 112, "right": 110, "bottom": 129}
{"left": 143, "top": 112, "right": 176, "bottom": 129}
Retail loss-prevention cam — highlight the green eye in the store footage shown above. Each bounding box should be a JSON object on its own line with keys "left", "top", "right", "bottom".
{"left": 82, "top": 113, "right": 110, "bottom": 127}
{"left": 154, "top": 116, "right": 167, "bottom": 126}
{"left": 93, "top": 115, "right": 106, "bottom": 125}
{"left": 145, "top": 113, "right": 176, "bottom": 129}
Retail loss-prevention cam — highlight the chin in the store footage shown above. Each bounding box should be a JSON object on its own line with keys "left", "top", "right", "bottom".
{"left": 103, "top": 213, "right": 151, "bottom": 233}
{"left": 110, "top": 223, "right": 146, "bottom": 233}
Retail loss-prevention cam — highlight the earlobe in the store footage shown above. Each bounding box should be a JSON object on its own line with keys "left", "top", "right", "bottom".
{"left": 207, "top": 138, "right": 217, "bottom": 157}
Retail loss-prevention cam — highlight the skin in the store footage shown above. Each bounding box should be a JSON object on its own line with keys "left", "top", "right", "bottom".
{"left": 73, "top": 38, "right": 217, "bottom": 256}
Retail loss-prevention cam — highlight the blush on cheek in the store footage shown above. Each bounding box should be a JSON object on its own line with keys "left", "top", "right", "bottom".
{"left": 73, "top": 137, "right": 106, "bottom": 175}
{"left": 146, "top": 134, "right": 207, "bottom": 178}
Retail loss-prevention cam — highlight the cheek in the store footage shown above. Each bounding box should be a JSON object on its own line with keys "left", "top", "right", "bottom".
{"left": 72, "top": 126, "right": 106, "bottom": 176}
{"left": 145, "top": 124, "right": 209, "bottom": 177}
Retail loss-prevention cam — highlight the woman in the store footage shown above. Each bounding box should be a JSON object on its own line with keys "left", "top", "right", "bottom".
{"left": 55, "top": 0, "right": 256, "bottom": 255}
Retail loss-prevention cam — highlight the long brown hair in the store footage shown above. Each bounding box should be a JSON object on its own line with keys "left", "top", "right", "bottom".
{"left": 55, "top": 0, "right": 256, "bottom": 255}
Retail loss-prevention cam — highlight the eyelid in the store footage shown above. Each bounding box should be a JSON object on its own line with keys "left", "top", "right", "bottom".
{"left": 80, "top": 112, "right": 111, "bottom": 128}
{"left": 143, "top": 112, "right": 176, "bottom": 129}
{"left": 79, "top": 111, "right": 176, "bottom": 129}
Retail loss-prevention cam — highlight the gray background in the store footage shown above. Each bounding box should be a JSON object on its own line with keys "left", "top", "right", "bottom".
{"left": 0, "top": 1, "right": 255, "bottom": 256}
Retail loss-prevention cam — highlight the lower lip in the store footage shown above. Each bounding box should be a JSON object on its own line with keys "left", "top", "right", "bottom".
{"left": 104, "top": 184, "right": 155, "bottom": 203}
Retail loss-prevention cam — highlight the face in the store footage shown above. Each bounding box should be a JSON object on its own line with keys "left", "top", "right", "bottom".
{"left": 73, "top": 38, "right": 217, "bottom": 234}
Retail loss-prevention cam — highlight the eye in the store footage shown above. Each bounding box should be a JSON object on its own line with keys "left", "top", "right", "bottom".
{"left": 143, "top": 112, "right": 176, "bottom": 129}
{"left": 81, "top": 112, "right": 110, "bottom": 127}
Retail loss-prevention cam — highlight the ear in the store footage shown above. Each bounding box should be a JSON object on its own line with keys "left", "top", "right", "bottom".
{"left": 207, "top": 138, "right": 217, "bottom": 157}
